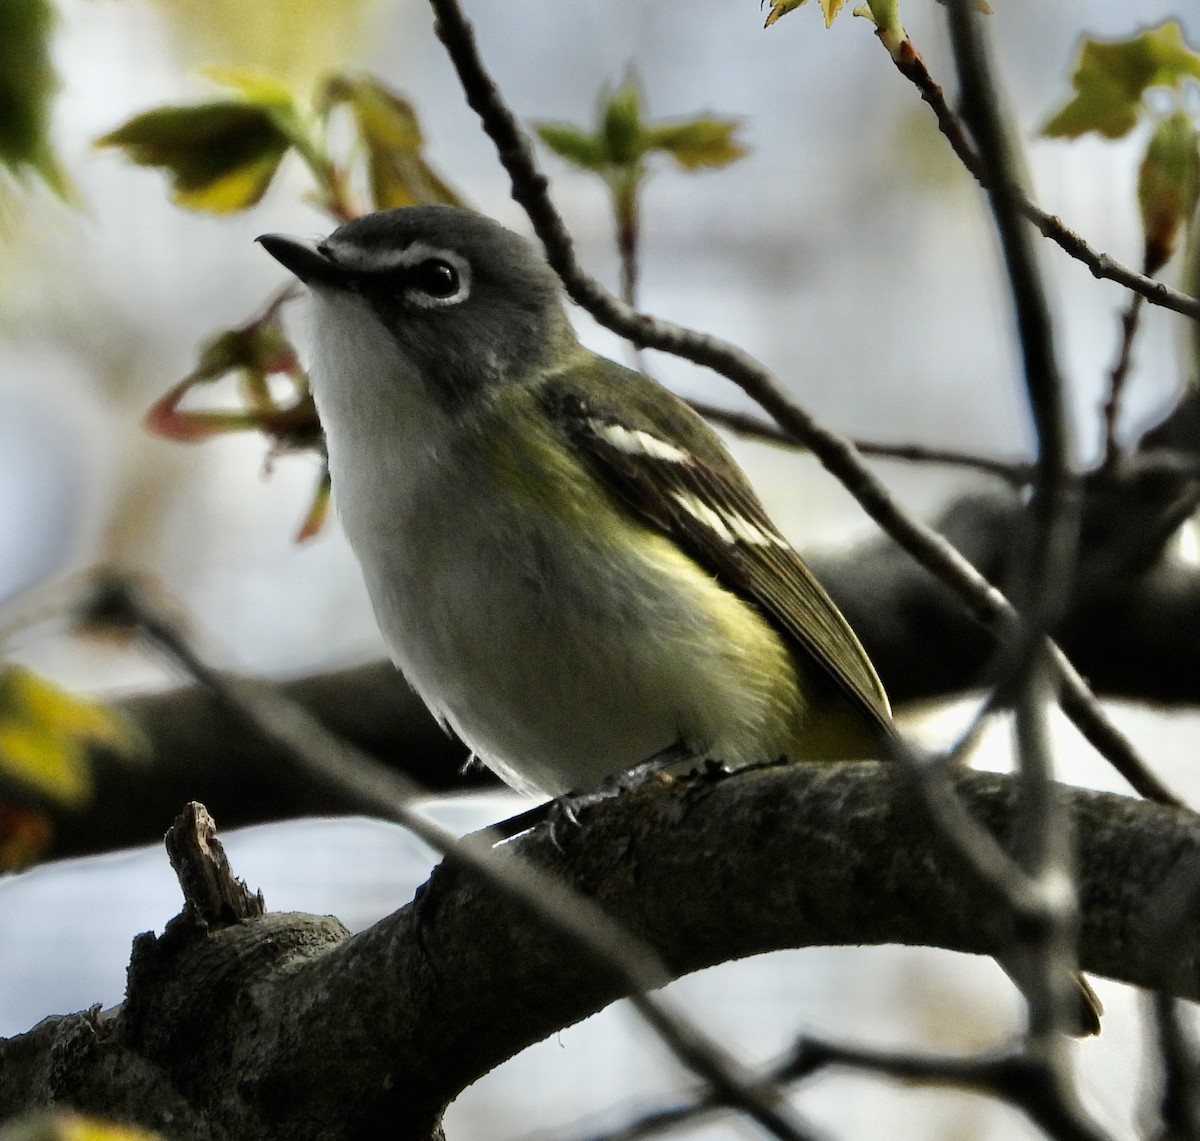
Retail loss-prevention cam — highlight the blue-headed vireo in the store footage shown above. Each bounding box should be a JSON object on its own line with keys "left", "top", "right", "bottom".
{"left": 257, "top": 206, "right": 893, "bottom": 798}
{"left": 258, "top": 207, "right": 1108, "bottom": 1037}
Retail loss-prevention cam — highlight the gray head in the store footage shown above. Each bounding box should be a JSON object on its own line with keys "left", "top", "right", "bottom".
{"left": 258, "top": 206, "right": 575, "bottom": 410}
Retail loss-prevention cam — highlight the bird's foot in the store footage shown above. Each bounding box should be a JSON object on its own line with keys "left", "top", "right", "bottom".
{"left": 486, "top": 740, "right": 699, "bottom": 844}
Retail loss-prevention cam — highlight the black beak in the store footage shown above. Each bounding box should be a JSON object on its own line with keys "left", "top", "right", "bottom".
{"left": 256, "top": 233, "right": 344, "bottom": 286}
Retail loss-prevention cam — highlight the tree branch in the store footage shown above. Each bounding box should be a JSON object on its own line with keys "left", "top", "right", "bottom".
{"left": 884, "top": 40, "right": 1200, "bottom": 323}
{"left": 3, "top": 764, "right": 1198, "bottom": 1140}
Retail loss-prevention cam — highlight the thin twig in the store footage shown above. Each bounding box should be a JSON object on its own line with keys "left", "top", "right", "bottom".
{"left": 1103, "top": 293, "right": 1146, "bottom": 469}
{"left": 560, "top": 1036, "right": 1119, "bottom": 1141}
{"left": 698, "top": 398, "right": 1200, "bottom": 489}
{"left": 782, "top": 1038, "right": 1116, "bottom": 1141}
{"left": 946, "top": 0, "right": 1086, "bottom": 1052}
{"left": 426, "top": 0, "right": 1183, "bottom": 810}
{"left": 79, "top": 575, "right": 817, "bottom": 1141}
{"left": 886, "top": 42, "right": 1200, "bottom": 324}
{"left": 688, "top": 398, "right": 1033, "bottom": 484}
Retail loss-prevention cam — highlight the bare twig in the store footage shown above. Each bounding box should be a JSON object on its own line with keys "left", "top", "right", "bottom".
{"left": 1103, "top": 294, "right": 1146, "bottom": 469}
{"left": 78, "top": 574, "right": 817, "bottom": 1141}
{"left": 561, "top": 1035, "right": 1119, "bottom": 1141}
{"left": 946, "top": 0, "right": 1087, "bottom": 1053}
{"left": 884, "top": 42, "right": 1200, "bottom": 324}
{"left": 688, "top": 398, "right": 1033, "bottom": 484}
{"left": 784, "top": 1038, "right": 1116, "bottom": 1141}
{"left": 426, "top": 0, "right": 1181, "bottom": 811}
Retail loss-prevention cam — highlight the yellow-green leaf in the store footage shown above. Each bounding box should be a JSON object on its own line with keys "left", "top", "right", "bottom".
{"left": 96, "top": 101, "right": 291, "bottom": 212}
{"left": 763, "top": 0, "right": 808, "bottom": 28}
{"left": 0, "top": 666, "right": 139, "bottom": 808}
{"left": 0, "top": 1111, "right": 165, "bottom": 1141}
{"left": 644, "top": 119, "right": 748, "bottom": 170}
{"left": 1042, "top": 22, "right": 1200, "bottom": 141}
{"left": 200, "top": 65, "right": 295, "bottom": 107}
{"left": 320, "top": 74, "right": 461, "bottom": 209}
{"left": 1138, "top": 111, "right": 1200, "bottom": 274}
{"left": 602, "top": 76, "right": 645, "bottom": 166}
{"left": 818, "top": 0, "right": 846, "bottom": 28}
{"left": 535, "top": 124, "right": 610, "bottom": 172}
{"left": 0, "top": 0, "right": 67, "bottom": 193}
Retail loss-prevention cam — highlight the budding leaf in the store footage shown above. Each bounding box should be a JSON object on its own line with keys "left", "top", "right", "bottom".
{"left": 1042, "top": 22, "right": 1200, "bottom": 140}
{"left": 145, "top": 298, "right": 314, "bottom": 445}
{"left": 602, "top": 78, "right": 645, "bottom": 166}
{"left": 763, "top": 0, "right": 808, "bottom": 28}
{"left": 536, "top": 124, "right": 610, "bottom": 172}
{"left": 145, "top": 294, "right": 331, "bottom": 539}
{"left": 97, "top": 96, "right": 295, "bottom": 212}
{"left": 320, "top": 74, "right": 461, "bottom": 209}
{"left": 644, "top": 119, "right": 748, "bottom": 170}
{"left": 1138, "top": 111, "right": 1200, "bottom": 275}
{"left": 538, "top": 75, "right": 747, "bottom": 177}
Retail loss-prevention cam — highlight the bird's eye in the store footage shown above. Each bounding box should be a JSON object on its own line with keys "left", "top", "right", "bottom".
{"left": 411, "top": 258, "right": 460, "bottom": 298}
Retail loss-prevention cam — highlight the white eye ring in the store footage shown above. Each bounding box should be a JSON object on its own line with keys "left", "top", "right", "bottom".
{"left": 401, "top": 246, "right": 471, "bottom": 309}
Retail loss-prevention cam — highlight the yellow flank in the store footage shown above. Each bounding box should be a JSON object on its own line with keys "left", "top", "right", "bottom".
{"left": 474, "top": 384, "right": 878, "bottom": 768}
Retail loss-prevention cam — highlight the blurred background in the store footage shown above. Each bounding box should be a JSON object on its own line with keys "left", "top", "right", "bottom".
{"left": 1, "top": 0, "right": 1199, "bottom": 1136}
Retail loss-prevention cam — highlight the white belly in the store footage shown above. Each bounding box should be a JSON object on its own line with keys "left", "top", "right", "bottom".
{"left": 337, "top": 447, "right": 798, "bottom": 796}
{"left": 308, "top": 290, "right": 799, "bottom": 795}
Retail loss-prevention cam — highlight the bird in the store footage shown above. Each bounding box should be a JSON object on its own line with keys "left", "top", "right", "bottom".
{"left": 258, "top": 205, "right": 1102, "bottom": 1036}
{"left": 257, "top": 205, "right": 892, "bottom": 799}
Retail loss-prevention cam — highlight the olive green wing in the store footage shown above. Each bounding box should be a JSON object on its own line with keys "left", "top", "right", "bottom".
{"left": 539, "top": 356, "right": 892, "bottom": 735}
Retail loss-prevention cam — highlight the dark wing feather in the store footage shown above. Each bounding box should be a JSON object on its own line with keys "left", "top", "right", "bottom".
{"left": 539, "top": 358, "right": 892, "bottom": 736}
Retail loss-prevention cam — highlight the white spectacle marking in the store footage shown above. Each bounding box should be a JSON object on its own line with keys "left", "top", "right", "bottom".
{"left": 592, "top": 421, "right": 691, "bottom": 464}
{"left": 322, "top": 238, "right": 472, "bottom": 308}
{"left": 670, "top": 491, "right": 790, "bottom": 549}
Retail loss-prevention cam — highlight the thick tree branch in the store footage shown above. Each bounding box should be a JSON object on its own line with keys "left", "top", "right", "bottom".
{"left": 30, "top": 661, "right": 479, "bottom": 861}
{"left": 2, "top": 764, "right": 1198, "bottom": 1140}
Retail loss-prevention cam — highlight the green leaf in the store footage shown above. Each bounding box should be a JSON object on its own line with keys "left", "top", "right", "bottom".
{"left": 602, "top": 75, "right": 645, "bottom": 166}
{"left": 600, "top": 77, "right": 648, "bottom": 166}
{"left": 320, "top": 74, "right": 461, "bottom": 209}
{"left": 538, "top": 76, "right": 746, "bottom": 188}
{"left": 0, "top": 0, "right": 67, "bottom": 193}
{"left": 535, "top": 124, "right": 610, "bottom": 172}
{"left": 1138, "top": 111, "right": 1200, "bottom": 274}
{"left": 763, "top": 0, "right": 809, "bottom": 27}
{"left": 96, "top": 100, "right": 292, "bottom": 212}
{"left": 200, "top": 66, "right": 296, "bottom": 107}
{"left": 0, "top": 666, "right": 139, "bottom": 809}
{"left": 1042, "top": 22, "right": 1200, "bottom": 141}
{"left": 644, "top": 119, "right": 748, "bottom": 170}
